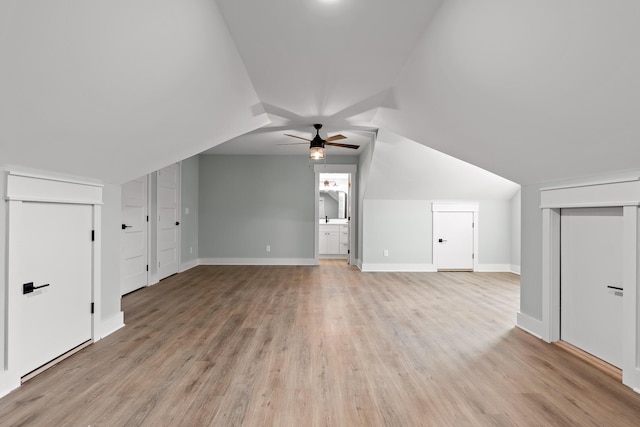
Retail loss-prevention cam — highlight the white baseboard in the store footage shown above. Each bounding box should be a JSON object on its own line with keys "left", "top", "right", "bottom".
{"left": 199, "top": 257, "right": 316, "bottom": 266}
{"left": 516, "top": 312, "right": 543, "bottom": 339}
{"left": 360, "top": 263, "right": 437, "bottom": 272}
{"left": 355, "top": 259, "right": 363, "bottom": 270}
{"left": 99, "top": 311, "right": 125, "bottom": 340}
{"left": 510, "top": 264, "right": 521, "bottom": 275}
{"left": 179, "top": 258, "right": 199, "bottom": 273}
{"left": 475, "top": 264, "right": 511, "bottom": 272}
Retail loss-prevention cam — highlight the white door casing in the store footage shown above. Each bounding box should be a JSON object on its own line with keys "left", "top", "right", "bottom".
{"left": 432, "top": 203, "right": 478, "bottom": 271}
{"left": 3, "top": 171, "right": 102, "bottom": 394}
{"left": 15, "top": 202, "right": 93, "bottom": 376}
{"left": 313, "top": 164, "right": 357, "bottom": 265}
{"left": 121, "top": 176, "right": 148, "bottom": 295}
{"left": 157, "top": 163, "right": 181, "bottom": 280}
{"left": 538, "top": 176, "right": 640, "bottom": 391}
{"left": 560, "top": 207, "right": 623, "bottom": 368}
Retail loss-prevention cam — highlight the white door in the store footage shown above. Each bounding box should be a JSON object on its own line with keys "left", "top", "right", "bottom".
{"left": 435, "top": 211, "right": 474, "bottom": 270}
{"left": 561, "top": 207, "right": 623, "bottom": 368}
{"left": 121, "top": 176, "right": 148, "bottom": 295}
{"left": 157, "top": 163, "right": 180, "bottom": 280}
{"left": 14, "top": 202, "right": 93, "bottom": 377}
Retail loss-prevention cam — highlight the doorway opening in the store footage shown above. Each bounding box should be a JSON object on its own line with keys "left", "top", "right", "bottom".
{"left": 314, "top": 164, "right": 357, "bottom": 265}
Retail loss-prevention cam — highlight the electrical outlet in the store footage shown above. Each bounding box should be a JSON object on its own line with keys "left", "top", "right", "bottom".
{"left": 190, "top": 247, "right": 193, "bottom": 254}
{"left": 383, "top": 249, "right": 389, "bottom": 257}
{"left": 266, "top": 245, "right": 271, "bottom": 252}
{"left": 185, "top": 207, "right": 190, "bottom": 215}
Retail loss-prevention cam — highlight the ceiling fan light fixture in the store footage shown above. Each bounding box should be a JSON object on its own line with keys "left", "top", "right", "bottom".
{"left": 310, "top": 146, "right": 325, "bottom": 160}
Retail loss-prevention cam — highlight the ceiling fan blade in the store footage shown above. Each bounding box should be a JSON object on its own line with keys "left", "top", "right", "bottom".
{"left": 325, "top": 134, "right": 347, "bottom": 142}
{"left": 284, "top": 134, "right": 312, "bottom": 142}
{"left": 276, "top": 142, "right": 308, "bottom": 146}
{"left": 325, "top": 142, "right": 360, "bottom": 149}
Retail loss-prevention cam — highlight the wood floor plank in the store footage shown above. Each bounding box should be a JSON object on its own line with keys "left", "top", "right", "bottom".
{"left": 1, "top": 263, "right": 640, "bottom": 425}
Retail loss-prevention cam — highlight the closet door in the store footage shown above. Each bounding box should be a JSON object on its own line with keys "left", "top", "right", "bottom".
{"left": 560, "top": 207, "right": 623, "bottom": 368}
{"left": 14, "top": 202, "right": 93, "bottom": 377}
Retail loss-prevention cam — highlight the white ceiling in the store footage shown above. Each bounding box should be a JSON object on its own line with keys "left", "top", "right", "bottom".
{"left": 2, "top": 0, "right": 640, "bottom": 186}
{"left": 206, "top": 0, "right": 442, "bottom": 156}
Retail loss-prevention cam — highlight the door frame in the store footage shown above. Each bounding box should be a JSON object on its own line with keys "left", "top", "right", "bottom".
{"left": 432, "top": 203, "right": 479, "bottom": 272}
{"left": 120, "top": 174, "right": 149, "bottom": 295}
{"left": 156, "top": 163, "right": 181, "bottom": 280}
{"left": 313, "top": 164, "right": 357, "bottom": 265}
{"left": 539, "top": 177, "right": 640, "bottom": 390}
{"left": 2, "top": 171, "right": 103, "bottom": 395}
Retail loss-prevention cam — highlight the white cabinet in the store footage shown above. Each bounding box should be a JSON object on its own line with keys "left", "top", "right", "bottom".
{"left": 319, "top": 225, "right": 339, "bottom": 254}
{"left": 319, "top": 224, "right": 349, "bottom": 255}
{"left": 339, "top": 225, "right": 349, "bottom": 255}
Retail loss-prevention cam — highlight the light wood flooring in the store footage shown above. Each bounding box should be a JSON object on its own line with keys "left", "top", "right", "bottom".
{"left": 1, "top": 261, "right": 640, "bottom": 426}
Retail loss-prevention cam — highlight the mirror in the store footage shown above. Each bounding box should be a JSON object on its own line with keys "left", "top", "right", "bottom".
{"left": 319, "top": 190, "right": 347, "bottom": 219}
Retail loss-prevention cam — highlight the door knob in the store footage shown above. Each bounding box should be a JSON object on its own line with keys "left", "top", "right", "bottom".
{"left": 23, "top": 282, "right": 50, "bottom": 294}
{"left": 122, "top": 224, "right": 132, "bottom": 230}
{"left": 175, "top": 221, "right": 180, "bottom": 226}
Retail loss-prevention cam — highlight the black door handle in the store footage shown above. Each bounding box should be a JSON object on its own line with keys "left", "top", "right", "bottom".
{"left": 438, "top": 238, "right": 447, "bottom": 243}
{"left": 175, "top": 221, "right": 180, "bottom": 226}
{"left": 23, "top": 282, "right": 50, "bottom": 294}
{"left": 122, "top": 224, "right": 132, "bottom": 230}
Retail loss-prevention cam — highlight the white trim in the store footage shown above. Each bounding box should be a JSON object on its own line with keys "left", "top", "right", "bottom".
{"left": 99, "top": 311, "right": 125, "bottom": 340}
{"left": 200, "top": 258, "right": 316, "bottom": 266}
{"left": 541, "top": 179, "right": 640, "bottom": 209}
{"left": 2, "top": 172, "right": 103, "bottom": 396}
{"left": 355, "top": 259, "right": 363, "bottom": 270}
{"left": 510, "top": 264, "right": 521, "bottom": 275}
{"left": 313, "top": 164, "right": 357, "bottom": 266}
{"left": 475, "top": 264, "right": 511, "bottom": 272}
{"left": 5, "top": 171, "right": 103, "bottom": 205}
{"left": 179, "top": 259, "right": 199, "bottom": 273}
{"left": 360, "top": 263, "right": 436, "bottom": 272}
{"left": 540, "top": 178, "right": 640, "bottom": 391}
{"left": 516, "top": 312, "right": 544, "bottom": 339}
{"left": 540, "top": 176, "right": 640, "bottom": 191}
{"left": 432, "top": 202, "right": 479, "bottom": 212}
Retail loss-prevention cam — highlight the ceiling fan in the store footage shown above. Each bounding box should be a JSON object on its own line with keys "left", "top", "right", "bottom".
{"left": 280, "top": 124, "right": 359, "bottom": 159}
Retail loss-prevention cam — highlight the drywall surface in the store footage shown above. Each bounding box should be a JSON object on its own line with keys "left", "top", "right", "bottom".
{"left": 199, "top": 155, "right": 315, "bottom": 260}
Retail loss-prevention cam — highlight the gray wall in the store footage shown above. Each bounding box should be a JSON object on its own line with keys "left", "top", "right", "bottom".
{"left": 0, "top": 172, "right": 6, "bottom": 369}
{"left": 510, "top": 189, "right": 522, "bottom": 272}
{"left": 199, "top": 155, "right": 316, "bottom": 260}
{"left": 361, "top": 199, "right": 512, "bottom": 267}
{"left": 478, "top": 200, "right": 511, "bottom": 265}
{"left": 362, "top": 199, "right": 431, "bottom": 264}
{"left": 357, "top": 139, "right": 376, "bottom": 264}
{"left": 181, "top": 156, "right": 199, "bottom": 265}
{"left": 520, "top": 184, "right": 543, "bottom": 319}
{"left": 101, "top": 184, "right": 122, "bottom": 322}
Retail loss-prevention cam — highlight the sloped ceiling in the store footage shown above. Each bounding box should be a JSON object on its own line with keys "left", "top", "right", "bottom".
{"left": 0, "top": 0, "right": 268, "bottom": 184}
{"left": 2, "top": 0, "right": 638, "bottom": 186}
{"left": 375, "top": 0, "right": 640, "bottom": 186}
{"left": 366, "top": 129, "right": 519, "bottom": 200}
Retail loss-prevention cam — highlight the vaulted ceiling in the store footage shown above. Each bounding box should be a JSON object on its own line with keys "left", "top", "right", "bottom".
{"left": 2, "top": 0, "right": 639, "bottom": 186}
